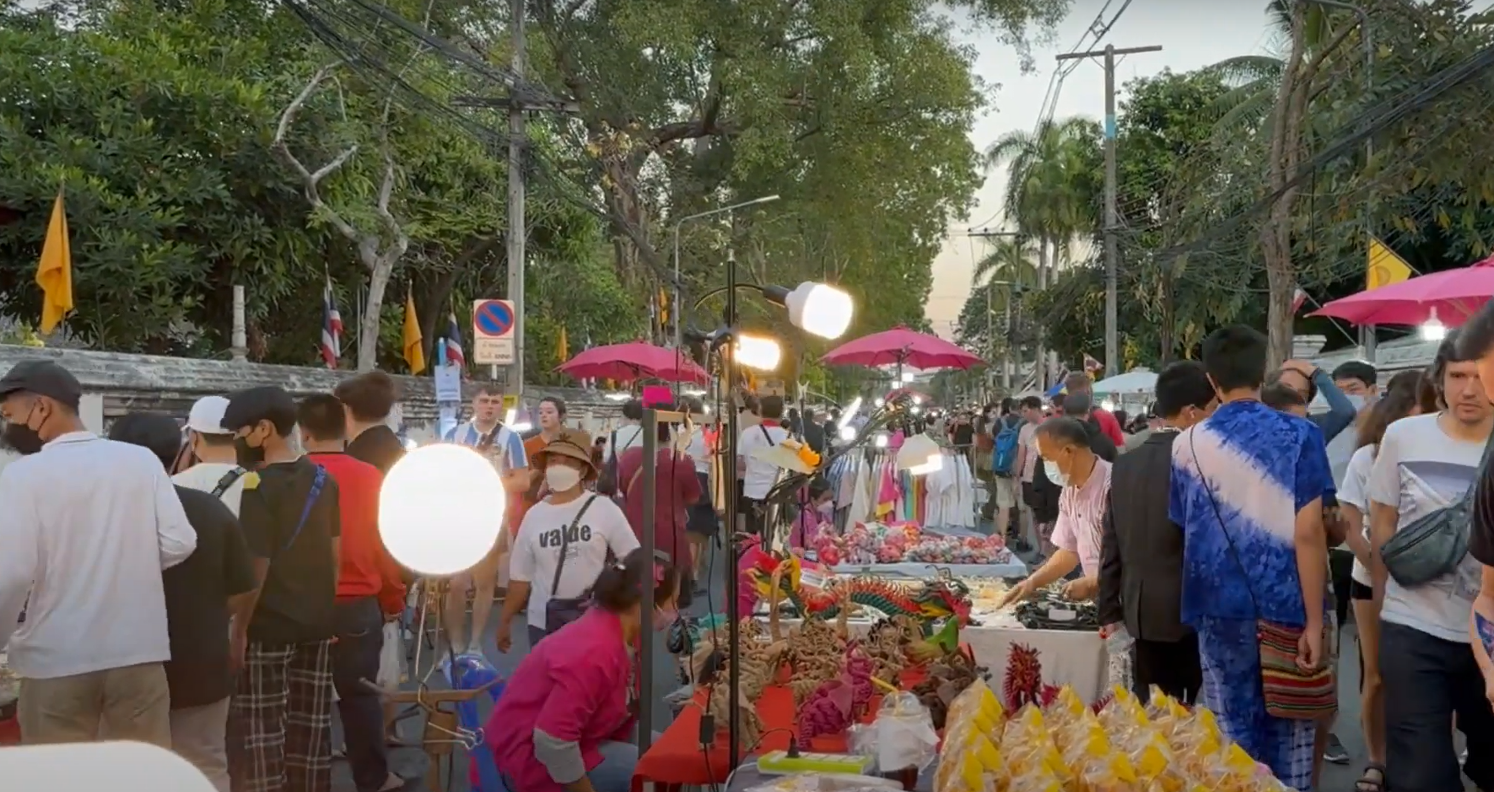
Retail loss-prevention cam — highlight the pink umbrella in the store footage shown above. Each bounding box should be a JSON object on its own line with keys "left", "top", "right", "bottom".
{"left": 820, "top": 325, "right": 984, "bottom": 370}
{"left": 556, "top": 341, "right": 709, "bottom": 384}
{"left": 1310, "top": 256, "right": 1494, "bottom": 326}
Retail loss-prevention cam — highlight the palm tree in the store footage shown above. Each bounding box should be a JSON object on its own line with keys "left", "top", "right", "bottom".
{"left": 984, "top": 116, "right": 1101, "bottom": 388}
{"left": 972, "top": 237, "right": 1039, "bottom": 391}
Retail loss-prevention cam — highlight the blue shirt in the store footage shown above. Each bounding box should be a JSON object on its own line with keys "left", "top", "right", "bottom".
{"left": 1169, "top": 400, "right": 1333, "bottom": 627}
{"left": 443, "top": 422, "right": 528, "bottom": 473}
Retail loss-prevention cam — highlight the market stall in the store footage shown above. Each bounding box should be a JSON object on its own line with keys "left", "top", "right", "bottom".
{"left": 809, "top": 522, "right": 1015, "bottom": 571}
{"left": 822, "top": 446, "right": 979, "bottom": 532}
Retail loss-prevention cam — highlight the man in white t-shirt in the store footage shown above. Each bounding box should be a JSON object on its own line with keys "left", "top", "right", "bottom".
{"left": 172, "top": 396, "right": 248, "bottom": 515}
{"left": 495, "top": 430, "right": 638, "bottom": 650}
{"left": 737, "top": 395, "right": 790, "bottom": 537}
{"left": 1367, "top": 348, "right": 1494, "bottom": 792}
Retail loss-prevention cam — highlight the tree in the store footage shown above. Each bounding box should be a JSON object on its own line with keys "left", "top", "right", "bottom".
{"left": 529, "top": 0, "right": 1072, "bottom": 340}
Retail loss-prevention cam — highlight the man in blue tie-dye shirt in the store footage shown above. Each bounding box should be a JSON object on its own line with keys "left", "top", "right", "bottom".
{"left": 1169, "top": 325, "right": 1333, "bottom": 792}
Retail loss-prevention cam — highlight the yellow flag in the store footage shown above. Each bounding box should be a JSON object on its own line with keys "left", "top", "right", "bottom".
{"left": 402, "top": 290, "right": 425, "bottom": 375}
{"left": 557, "top": 326, "right": 569, "bottom": 361}
{"left": 1367, "top": 237, "right": 1414, "bottom": 291}
{"left": 36, "top": 189, "right": 74, "bottom": 334}
{"left": 658, "top": 289, "right": 669, "bottom": 324}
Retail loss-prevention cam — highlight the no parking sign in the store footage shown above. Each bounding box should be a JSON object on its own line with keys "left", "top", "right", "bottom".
{"left": 471, "top": 299, "right": 515, "bottom": 365}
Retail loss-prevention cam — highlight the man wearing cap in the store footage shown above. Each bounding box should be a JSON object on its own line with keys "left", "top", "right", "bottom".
{"left": 175, "top": 395, "right": 250, "bottom": 515}
{"left": 220, "top": 385, "right": 341, "bottom": 791}
{"left": 0, "top": 359, "right": 197, "bottom": 746}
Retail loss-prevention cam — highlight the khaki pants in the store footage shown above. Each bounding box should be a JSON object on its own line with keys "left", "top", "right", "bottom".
{"left": 170, "top": 697, "right": 231, "bottom": 792}
{"left": 18, "top": 662, "right": 171, "bottom": 747}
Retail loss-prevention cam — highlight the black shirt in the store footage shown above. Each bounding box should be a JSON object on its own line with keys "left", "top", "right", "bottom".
{"left": 1472, "top": 465, "right": 1494, "bottom": 567}
{"left": 240, "top": 457, "right": 341, "bottom": 644}
{"left": 346, "top": 424, "right": 406, "bottom": 476}
{"left": 952, "top": 423, "right": 975, "bottom": 447}
{"left": 164, "top": 487, "right": 257, "bottom": 708}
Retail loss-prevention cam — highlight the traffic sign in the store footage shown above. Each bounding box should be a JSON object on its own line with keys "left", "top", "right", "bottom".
{"left": 471, "top": 299, "right": 516, "bottom": 365}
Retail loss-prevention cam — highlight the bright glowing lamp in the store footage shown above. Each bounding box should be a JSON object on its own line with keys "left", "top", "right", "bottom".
{"left": 873, "top": 432, "right": 889, "bottom": 448}
{"left": 381, "top": 445, "right": 506, "bottom": 576}
{"left": 911, "top": 406, "right": 923, "bottom": 415}
{"left": 897, "top": 433, "right": 943, "bottom": 476}
{"left": 838, "top": 396, "right": 863, "bottom": 428}
{"left": 0, "top": 743, "right": 219, "bottom": 791}
{"left": 1100, "top": 398, "right": 1116, "bottom": 413}
{"left": 735, "top": 334, "right": 782, "bottom": 371}
{"left": 900, "top": 372, "right": 916, "bottom": 384}
{"left": 604, "top": 391, "right": 631, "bottom": 402}
{"left": 874, "top": 397, "right": 885, "bottom": 408}
{"left": 911, "top": 394, "right": 923, "bottom": 405}
{"left": 1422, "top": 309, "right": 1447, "bottom": 341}
{"left": 777, "top": 282, "right": 854, "bottom": 340}
{"left": 839, "top": 424, "right": 856, "bottom": 441}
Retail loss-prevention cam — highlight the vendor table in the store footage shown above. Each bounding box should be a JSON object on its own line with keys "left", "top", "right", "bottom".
{"left": 632, "top": 667, "right": 929, "bottom": 792}
{"left": 830, "top": 561, "right": 1026, "bottom": 579}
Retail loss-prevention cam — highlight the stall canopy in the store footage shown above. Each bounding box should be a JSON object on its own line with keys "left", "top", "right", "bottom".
{"left": 556, "top": 341, "right": 708, "bottom": 384}
{"left": 1310, "top": 255, "right": 1494, "bottom": 326}
{"left": 821, "top": 325, "right": 983, "bottom": 371}
{"left": 1091, "top": 369, "right": 1157, "bottom": 396}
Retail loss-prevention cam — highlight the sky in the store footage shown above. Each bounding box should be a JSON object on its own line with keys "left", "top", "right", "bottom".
{"left": 925, "top": 0, "right": 1280, "bottom": 336}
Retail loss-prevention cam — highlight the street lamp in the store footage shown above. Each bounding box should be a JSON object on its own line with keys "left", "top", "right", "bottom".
{"left": 670, "top": 194, "right": 782, "bottom": 348}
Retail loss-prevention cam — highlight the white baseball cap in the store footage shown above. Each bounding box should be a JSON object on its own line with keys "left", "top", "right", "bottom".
{"left": 187, "top": 396, "right": 231, "bottom": 435}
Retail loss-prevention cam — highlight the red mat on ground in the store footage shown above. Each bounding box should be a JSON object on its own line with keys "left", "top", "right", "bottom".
{"left": 632, "top": 665, "right": 930, "bottom": 792}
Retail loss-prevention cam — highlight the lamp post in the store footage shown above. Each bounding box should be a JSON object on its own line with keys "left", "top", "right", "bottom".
{"left": 670, "top": 195, "right": 782, "bottom": 349}
{"left": 693, "top": 258, "right": 852, "bottom": 770}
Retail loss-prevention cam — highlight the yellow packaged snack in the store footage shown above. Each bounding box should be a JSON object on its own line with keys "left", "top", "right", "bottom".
{"left": 1007, "top": 766, "right": 1061, "bottom": 792}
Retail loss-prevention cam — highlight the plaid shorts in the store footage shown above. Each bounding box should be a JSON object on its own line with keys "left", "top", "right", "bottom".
{"left": 228, "top": 640, "right": 334, "bottom": 792}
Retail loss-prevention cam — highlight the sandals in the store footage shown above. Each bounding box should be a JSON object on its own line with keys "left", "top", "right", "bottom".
{"left": 1355, "top": 763, "right": 1385, "bottom": 792}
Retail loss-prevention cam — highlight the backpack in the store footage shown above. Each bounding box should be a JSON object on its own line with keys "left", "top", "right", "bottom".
{"left": 992, "top": 416, "right": 1022, "bottom": 477}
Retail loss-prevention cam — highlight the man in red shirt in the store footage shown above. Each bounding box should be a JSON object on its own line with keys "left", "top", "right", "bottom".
{"left": 296, "top": 395, "right": 407, "bottom": 792}
{"left": 1065, "top": 372, "right": 1126, "bottom": 447}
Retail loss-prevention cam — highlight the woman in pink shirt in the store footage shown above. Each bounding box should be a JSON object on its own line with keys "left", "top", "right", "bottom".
{"left": 997, "top": 417, "right": 1112, "bottom": 607}
{"left": 485, "top": 549, "right": 681, "bottom": 792}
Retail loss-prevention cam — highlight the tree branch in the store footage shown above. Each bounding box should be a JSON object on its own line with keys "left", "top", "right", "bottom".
{"left": 271, "top": 64, "right": 362, "bottom": 244}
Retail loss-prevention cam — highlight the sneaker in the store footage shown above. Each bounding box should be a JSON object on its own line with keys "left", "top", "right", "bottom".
{"left": 1323, "top": 733, "right": 1349, "bottom": 765}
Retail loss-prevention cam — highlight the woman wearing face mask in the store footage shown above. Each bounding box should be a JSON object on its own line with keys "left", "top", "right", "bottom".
{"left": 497, "top": 430, "right": 642, "bottom": 652}
{"left": 792, "top": 478, "right": 834, "bottom": 549}
{"left": 485, "top": 548, "right": 680, "bottom": 792}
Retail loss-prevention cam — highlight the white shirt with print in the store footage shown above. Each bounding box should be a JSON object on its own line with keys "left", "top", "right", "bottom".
{"left": 738, "top": 424, "right": 790, "bottom": 500}
{"left": 509, "top": 494, "right": 640, "bottom": 627}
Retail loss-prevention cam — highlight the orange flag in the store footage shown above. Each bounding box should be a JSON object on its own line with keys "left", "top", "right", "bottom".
{"left": 36, "top": 189, "right": 73, "bottom": 334}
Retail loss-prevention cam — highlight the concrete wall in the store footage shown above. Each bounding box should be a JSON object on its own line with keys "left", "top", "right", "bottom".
{"left": 0, "top": 345, "right": 625, "bottom": 469}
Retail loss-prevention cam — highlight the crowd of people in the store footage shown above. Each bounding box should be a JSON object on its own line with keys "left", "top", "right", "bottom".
{"left": 978, "top": 315, "right": 1494, "bottom": 792}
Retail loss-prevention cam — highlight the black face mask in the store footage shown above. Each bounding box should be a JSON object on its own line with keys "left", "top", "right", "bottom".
{"left": 234, "top": 434, "right": 266, "bottom": 468}
{"left": 1, "top": 403, "right": 46, "bottom": 456}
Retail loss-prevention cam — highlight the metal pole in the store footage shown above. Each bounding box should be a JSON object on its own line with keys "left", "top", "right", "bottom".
{"left": 669, "top": 195, "right": 782, "bottom": 352}
{"left": 506, "top": 0, "right": 527, "bottom": 401}
{"left": 1003, "top": 285, "right": 1012, "bottom": 391}
{"left": 1054, "top": 45, "right": 1161, "bottom": 379}
{"left": 723, "top": 246, "right": 742, "bottom": 771}
{"left": 1102, "top": 44, "right": 1119, "bottom": 380}
{"left": 638, "top": 408, "right": 658, "bottom": 754}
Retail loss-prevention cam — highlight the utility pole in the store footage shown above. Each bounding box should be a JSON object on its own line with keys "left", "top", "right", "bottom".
{"left": 1056, "top": 44, "right": 1162, "bottom": 379}
{"left": 455, "top": 4, "right": 578, "bottom": 396}
{"left": 968, "top": 229, "right": 1023, "bottom": 394}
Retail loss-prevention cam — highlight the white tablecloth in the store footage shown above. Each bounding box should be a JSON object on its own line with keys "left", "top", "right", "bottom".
{"left": 830, "top": 560, "right": 1028, "bottom": 579}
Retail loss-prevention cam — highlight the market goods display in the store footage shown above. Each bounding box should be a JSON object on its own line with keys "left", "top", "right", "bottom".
{"left": 1013, "top": 586, "right": 1099, "bottom": 631}
{"left": 811, "top": 522, "right": 1011, "bottom": 567}
{"left": 909, "top": 649, "right": 988, "bottom": 730}
{"left": 744, "top": 551, "right": 974, "bottom": 625}
{"left": 936, "top": 679, "right": 1292, "bottom": 792}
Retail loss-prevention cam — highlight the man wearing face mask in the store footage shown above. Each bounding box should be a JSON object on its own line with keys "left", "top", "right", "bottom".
{"left": 0, "top": 360, "right": 196, "bottom": 746}
{"left": 221, "top": 386, "right": 342, "bottom": 792}
{"left": 997, "top": 417, "right": 1113, "bottom": 607}
{"left": 497, "top": 430, "right": 640, "bottom": 651}
{"left": 1097, "top": 361, "right": 1217, "bottom": 703}
{"left": 173, "top": 395, "right": 249, "bottom": 516}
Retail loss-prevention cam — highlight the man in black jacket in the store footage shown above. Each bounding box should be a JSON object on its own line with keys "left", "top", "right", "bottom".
{"left": 1097, "top": 361, "right": 1216, "bottom": 703}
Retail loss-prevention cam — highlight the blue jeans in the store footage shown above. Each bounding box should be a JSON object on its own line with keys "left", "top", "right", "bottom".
{"left": 500, "top": 740, "right": 638, "bottom": 792}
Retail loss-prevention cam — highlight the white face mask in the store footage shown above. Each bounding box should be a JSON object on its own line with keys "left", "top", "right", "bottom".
{"left": 1345, "top": 395, "right": 1368, "bottom": 411}
{"left": 545, "top": 464, "right": 582, "bottom": 492}
{"left": 1044, "top": 459, "right": 1068, "bottom": 487}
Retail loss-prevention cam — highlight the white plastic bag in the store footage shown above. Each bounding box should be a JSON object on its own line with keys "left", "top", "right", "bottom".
{"left": 872, "top": 691, "right": 938, "bottom": 772}
{"left": 377, "top": 621, "right": 404, "bottom": 688}
{"left": 1104, "top": 624, "right": 1135, "bottom": 694}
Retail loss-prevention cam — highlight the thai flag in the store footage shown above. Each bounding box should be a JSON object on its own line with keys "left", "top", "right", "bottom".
{"left": 320, "top": 276, "right": 342, "bottom": 368}
{"left": 445, "top": 313, "right": 466, "bottom": 370}
{"left": 1292, "top": 286, "right": 1310, "bottom": 315}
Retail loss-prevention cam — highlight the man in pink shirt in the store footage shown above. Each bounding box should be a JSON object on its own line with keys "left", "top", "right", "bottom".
{"left": 1065, "top": 372, "right": 1126, "bottom": 447}
{"left": 998, "top": 417, "right": 1112, "bottom": 606}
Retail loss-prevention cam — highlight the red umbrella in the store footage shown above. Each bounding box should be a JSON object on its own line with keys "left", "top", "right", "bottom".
{"left": 556, "top": 341, "right": 708, "bottom": 384}
{"left": 821, "top": 325, "right": 984, "bottom": 370}
{"left": 1310, "top": 256, "right": 1494, "bottom": 326}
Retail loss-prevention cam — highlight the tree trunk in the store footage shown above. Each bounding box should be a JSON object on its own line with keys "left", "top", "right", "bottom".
{"left": 1261, "top": 1, "right": 1309, "bottom": 367}
{"left": 1035, "top": 238, "right": 1050, "bottom": 390}
{"left": 358, "top": 251, "right": 396, "bottom": 371}
{"left": 1160, "top": 266, "right": 1176, "bottom": 364}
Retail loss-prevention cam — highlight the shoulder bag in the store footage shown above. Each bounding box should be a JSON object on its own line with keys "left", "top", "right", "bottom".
{"left": 543, "top": 494, "right": 601, "bottom": 634}
{"left": 1188, "top": 433, "right": 1335, "bottom": 720}
{"left": 280, "top": 467, "right": 329, "bottom": 554}
{"left": 211, "top": 467, "right": 247, "bottom": 499}
{"left": 1379, "top": 431, "right": 1494, "bottom": 586}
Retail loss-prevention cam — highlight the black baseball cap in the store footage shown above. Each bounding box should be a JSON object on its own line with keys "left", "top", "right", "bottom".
{"left": 0, "top": 360, "right": 83, "bottom": 410}
{"left": 222, "top": 385, "right": 298, "bottom": 436}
